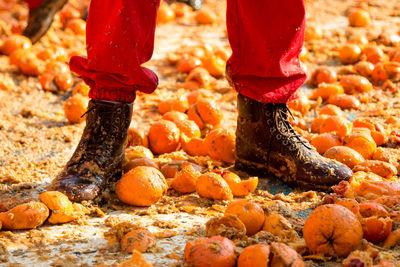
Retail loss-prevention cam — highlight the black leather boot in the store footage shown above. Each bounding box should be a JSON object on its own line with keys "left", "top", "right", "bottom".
{"left": 23, "top": 0, "right": 68, "bottom": 44}
{"left": 235, "top": 94, "right": 352, "bottom": 190}
{"left": 51, "top": 99, "right": 133, "bottom": 202}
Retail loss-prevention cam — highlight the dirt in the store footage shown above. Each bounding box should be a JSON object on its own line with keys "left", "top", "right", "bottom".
{"left": 1, "top": 0, "right": 400, "bottom": 266}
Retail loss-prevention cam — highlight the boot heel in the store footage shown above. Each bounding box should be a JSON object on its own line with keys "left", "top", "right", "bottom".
{"left": 235, "top": 158, "right": 269, "bottom": 177}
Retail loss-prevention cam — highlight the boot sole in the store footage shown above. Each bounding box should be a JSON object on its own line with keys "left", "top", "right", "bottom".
{"left": 235, "top": 158, "right": 332, "bottom": 192}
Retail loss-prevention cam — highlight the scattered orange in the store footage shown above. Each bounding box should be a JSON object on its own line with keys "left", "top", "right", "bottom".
{"left": 303, "top": 204, "right": 363, "bottom": 257}
{"left": 383, "top": 229, "right": 400, "bottom": 248}
{"left": 327, "top": 94, "right": 360, "bottom": 110}
{"left": 162, "top": 110, "right": 188, "bottom": 123}
{"left": 225, "top": 199, "right": 265, "bottom": 236}
{"left": 343, "top": 129, "right": 377, "bottom": 159}
{"left": 220, "top": 171, "right": 258, "bottom": 197}
{"left": 340, "top": 75, "right": 373, "bottom": 94}
{"left": 0, "top": 202, "right": 49, "bottom": 230}
{"left": 318, "top": 104, "right": 346, "bottom": 117}
{"left": 157, "top": 4, "right": 176, "bottom": 24}
{"left": 187, "top": 89, "right": 215, "bottom": 105}
{"left": 72, "top": 82, "right": 90, "bottom": 96}
{"left": 181, "top": 136, "right": 209, "bottom": 156}
{"left": 185, "top": 67, "right": 212, "bottom": 89}
{"left": 39, "top": 191, "right": 75, "bottom": 224}
{"left": 158, "top": 95, "right": 189, "bottom": 114}
{"left": 171, "top": 162, "right": 201, "bottom": 193}
{"left": 1, "top": 35, "right": 31, "bottom": 55}
{"left": 195, "top": 172, "right": 233, "bottom": 201}
{"left": 115, "top": 166, "right": 168, "bottom": 206}
{"left": 194, "top": 8, "right": 217, "bottom": 24}
{"left": 353, "top": 160, "right": 397, "bottom": 179}
{"left": 339, "top": 44, "right": 361, "bottom": 64}
{"left": 359, "top": 202, "right": 392, "bottom": 243}
{"left": 184, "top": 236, "right": 236, "bottom": 267}
{"left": 323, "top": 146, "right": 364, "bottom": 169}
{"left": 202, "top": 55, "right": 225, "bottom": 77}
{"left": 262, "top": 213, "right": 293, "bottom": 237}
{"left": 348, "top": 9, "right": 370, "bottom": 27}
{"left": 65, "top": 18, "right": 86, "bottom": 35}
{"left": 310, "top": 66, "right": 337, "bottom": 86}
{"left": 205, "top": 214, "right": 246, "bottom": 239}
{"left": 127, "top": 128, "right": 149, "bottom": 148}
{"left": 174, "top": 119, "right": 201, "bottom": 139}
{"left": 354, "top": 61, "right": 374, "bottom": 77}
{"left": 269, "top": 242, "right": 305, "bottom": 266}
{"left": 64, "top": 94, "right": 88, "bottom": 124}
{"left": 196, "top": 98, "right": 223, "bottom": 127}
{"left": 204, "top": 128, "right": 235, "bottom": 164}
{"left": 177, "top": 55, "right": 202, "bottom": 73}
{"left": 362, "top": 45, "right": 384, "bottom": 64}
{"left": 319, "top": 116, "right": 352, "bottom": 139}
{"left": 148, "top": 120, "right": 180, "bottom": 154}
{"left": 310, "top": 83, "right": 344, "bottom": 100}
{"left": 237, "top": 244, "right": 270, "bottom": 267}
{"left": 310, "top": 133, "right": 342, "bottom": 154}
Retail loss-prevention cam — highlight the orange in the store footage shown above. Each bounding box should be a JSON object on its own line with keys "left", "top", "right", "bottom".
{"left": 171, "top": 2, "right": 191, "bottom": 17}
{"left": 339, "top": 44, "right": 361, "bottom": 64}
{"left": 327, "top": 94, "right": 360, "bottom": 110}
{"left": 237, "top": 244, "right": 270, "bottom": 267}
{"left": 318, "top": 104, "right": 346, "bottom": 117}
{"left": 148, "top": 120, "right": 180, "bottom": 154}
{"left": 194, "top": 8, "right": 217, "bottom": 24}
{"left": 304, "top": 25, "right": 323, "bottom": 42}
{"left": 225, "top": 199, "right": 265, "bottom": 236}
{"left": 202, "top": 55, "right": 225, "bottom": 77}
{"left": 205, "top": 128, "right": 235, "bottom": 164}
{"left": 262, "top": 213, "right": 293, "bottom": 237}
{"left": 303, "top": 204, "right": 363, "bottom": 257}
{"left": 157, "top": 4, "right": 176, "bottom": 24}
{"left": 353, "top": 160, "right": 397, "bottom": 179}
{"left": 310, "top": 133, "right": 342, "bottom": 154}
{"left": 185, "top": 67, "right": 212, "bottom": 89}
{"left": 187, "top": 89, "right": 215, "bottom": 105}
{"left": 158, "top": 95, "right": 189, "bottom": 114}
{"left": 348, "top": 34, "right": 369, "bottom": 48}
{"left": 354, "top": 61, "right": 374, "bottom": 77}
{"left": 359, "top": 202, "right": 392, "bottom": 243}
{"left": 184, "top": 236, "right": 236, "bottom": 267}
{"left": 371, "top": 63, "right": 388, "bottom": 82}
{"left": 0, "top": 35, "right": 31, "bottom": 55}
{"left": 124, "top": 158, "right": 159, "bottom": 173}
{"left": 310, "top": 66, "right": 337, "bottom": 86}
{"left": 220, "top": 171, "right": 258, "bottom": 197}
{"left": 181, "top": 136, "right": 208, "bottom": 156}
{"left": 383, "top": 229, "right": 400, "bottom": 248}
{"left": 39, "top": 191, "right": 75, "bottom": 224}
{"left": 340, "top": 75, "right": 373, "bottom": 94}
{"left": 310, "top": 83, "right": 344, "bottom": 101}
{"left": 127, "top": 127, "right": 149, "bottom": 148}
{"left": 125, "top": 146, "right": 154, "bottom": 160}
{"left": 120, "top": 229, "right": 156, "bottom": 253}
{"left": 287, "top": 91, "right": 311, "bottom": 116}
{"left": 64, "top": 95, "right": 88, "bottom": 124}
{"left": 65, "top": 18, "right": 86, "bottom": 35}
{"left": 319, "top": 116, "right": 352, "bottom": 139}
{"left": 348, "top": 9, "right": 370, "bottom": 27}
{"left": 196, "top": 98, "right": 223, "bottom": 127}
{"left": 171, "top": 163, "right": 201, "bottom": 193}
{"left": 115, "top": 166, "right": 168, "bottom": 206}
{"left": 205, "top": 214, "right": 246, "bottom": 239}
{"left": 195, "top": 172, "right": 233, "bottom": 201}
{"left": 362, "top": 45, "right": 384, "bottom": 64}
{"left": 323, "top": 146, "right": 364, "bottom": 169}
{"left": 177, "top": 55, "right": 202, "bottom": 73}
{"left": 162, "top": 111, "right": 188, "bottom": 123}
{"left": 174, "top": 119, "right": 201, "bottom": 139}
{"left": 118, "top": 250, "right": 153, "bottom": 267}
{"left": 72, "top": 82, "right": 90, "bottom": 96}
{"left": 344, "top": 129, "right": 377, "bottom": 159}
{"left": 0, "top": 202, "right": 49, "bottom": 230}
{"left": 269, "top": 242, "right": 305, "bottom": 266}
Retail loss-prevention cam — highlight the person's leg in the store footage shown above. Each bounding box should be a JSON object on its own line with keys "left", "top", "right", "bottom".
{"left": 227, "top": 0, "right": 352, "bottom": 189}
{"left": 22, "top": 0, "right": 68, "bottom": 43}
{"left": 52, "top": 0, "right": 160, "bottom": 201}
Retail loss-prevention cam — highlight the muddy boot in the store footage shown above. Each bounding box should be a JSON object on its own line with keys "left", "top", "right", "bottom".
{"left": 23, "top": 0, "right": 68, "bottom": 44}
{"left": 235, "top": 94, "right": 352, "bottom": 190}
{"left": 51, "top": 99, "right": 133, "bottom": 202}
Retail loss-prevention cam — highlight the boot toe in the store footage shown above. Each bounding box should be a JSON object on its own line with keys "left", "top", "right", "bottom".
{"left": 51, "top": 176, "right": 101, "bottom": 202}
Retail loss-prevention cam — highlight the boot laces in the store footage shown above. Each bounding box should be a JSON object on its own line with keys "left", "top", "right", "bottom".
{"left": 273, "top": 104, "right": 311, "bottom": 150}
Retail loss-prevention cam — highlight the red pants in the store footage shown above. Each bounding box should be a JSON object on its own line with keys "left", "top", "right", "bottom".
{"left": 69, "top": 0, "right": 306, "bottom": 103}
{"left": 23, "top": 0, "right": 43, "bottom": 9}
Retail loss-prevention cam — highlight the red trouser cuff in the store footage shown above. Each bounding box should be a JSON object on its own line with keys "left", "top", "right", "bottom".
{"left": 24, "top": 0, "right": 43, "bottom": 9}
{"left": 88, "top": 85, "right": 136, "bottom": 103}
